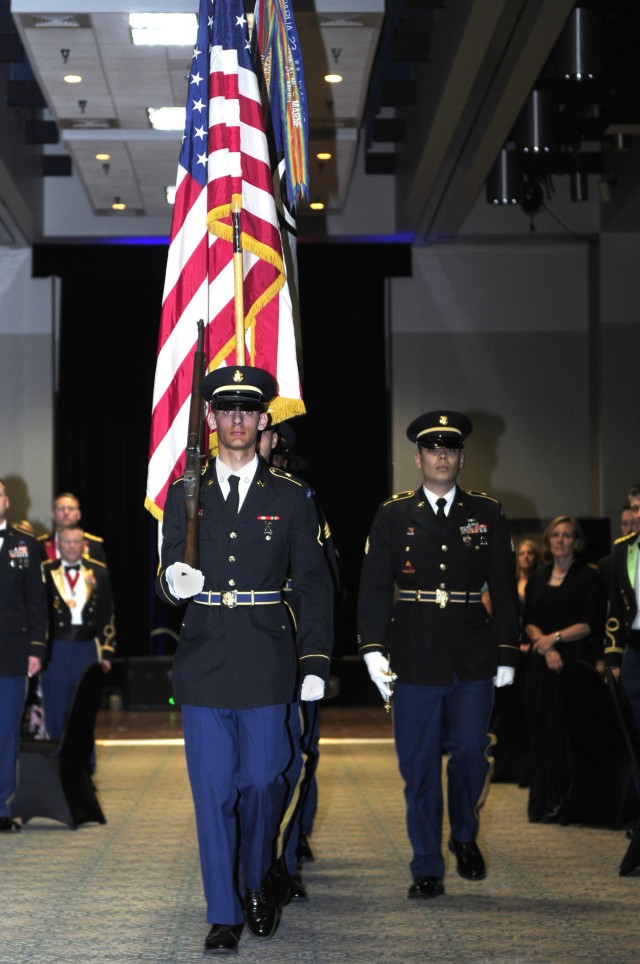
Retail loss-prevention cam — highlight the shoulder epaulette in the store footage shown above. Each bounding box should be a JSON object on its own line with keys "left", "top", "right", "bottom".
{"left": 84, "top": 531, "right": 104, "bottom": 543}
{"left": 84, "top": 556, "right": 107, "bottom": 569}
{"left": 465, "top": 489, "right": 499, "bottom": 504}
{"left": 383, "top": 490, "right": 415, "bottom": 507}
{"left": 42, "top": 558, "right": 58, "bottom": 569}
{"left": 614, "top": 531, "right": 638, "bottom": 546}
{"left": 37, "top": 533, "right": 51, "bottom": 542}
{"left": 269, "top": 466, "right": 303, "bottom": 486}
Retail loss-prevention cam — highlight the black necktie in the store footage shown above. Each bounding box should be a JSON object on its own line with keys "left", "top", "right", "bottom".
{"left": 64, "top": 564, "right": 80, "bottom": 572}
{"left": 226, "top": 474, "right": 240, "bottom": 516}
{"left": 436, "top": 497, "right": 447, "bottom": 519}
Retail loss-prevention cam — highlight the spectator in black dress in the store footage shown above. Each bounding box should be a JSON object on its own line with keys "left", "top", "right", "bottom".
{"left": 491, "top": 538, "right": 542, "bottom": 784}
{"left": 523, "top": 515, "right": 605, "bottom": 823}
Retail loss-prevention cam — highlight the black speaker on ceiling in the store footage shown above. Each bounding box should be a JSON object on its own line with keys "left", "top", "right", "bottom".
{"left": 6, "top": 79, "right": 46, "bottom": 108}
{"left": 42, "top": 155, "right": 72, "bottom": 176}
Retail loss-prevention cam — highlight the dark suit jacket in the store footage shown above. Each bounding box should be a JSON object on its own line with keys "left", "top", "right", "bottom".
{"left": 43, "top": 557, "right": 116, "bottom": 659}
{"left": 156, "top": 458, "right": 334, "bottom": 710}
{"left": 357, "top": 485, "right": 520, "bottom": 685}
{"left": 0, "top": 525, "right": 48, "bottom": 676}
{"left": 606, "top": 531, "right": 639, "bottom": 667}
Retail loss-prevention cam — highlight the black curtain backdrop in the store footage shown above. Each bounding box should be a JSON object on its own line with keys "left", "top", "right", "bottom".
{"left": 32, "top": 241, "right": 411, "bottom": 699}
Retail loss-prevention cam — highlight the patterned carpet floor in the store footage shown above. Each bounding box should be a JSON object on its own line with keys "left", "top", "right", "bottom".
{"left": 2, "top": 733, "right": 640, "bottom": 963}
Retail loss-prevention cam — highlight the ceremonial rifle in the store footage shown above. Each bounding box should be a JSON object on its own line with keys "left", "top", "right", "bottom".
{"left": 183, "top": 319, "right": 206, "bottom": 568}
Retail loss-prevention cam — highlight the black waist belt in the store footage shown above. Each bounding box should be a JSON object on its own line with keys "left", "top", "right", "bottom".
{"left": 193, "top": 590, "right": 282, "bottom": 609}
{"left": 398, "top": 589, "right": 482, "bottom": 609}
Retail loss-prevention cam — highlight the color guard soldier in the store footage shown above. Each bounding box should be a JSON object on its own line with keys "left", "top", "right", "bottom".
{"left": 357, "top": 411, "right": 519, "bottom": 898}
{"left": 0, "top": 478, "right": 47, "bottom": 833}
{"left": 156, "top": 366, "right": 333, "bottom": 954}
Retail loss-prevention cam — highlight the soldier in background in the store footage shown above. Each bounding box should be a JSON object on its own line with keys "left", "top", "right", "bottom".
{"left": 41, "top": 524, "right": 115, "bottom": 745}
{"left": 38, "top": 492, "right": 107, "bottom": 565}
{"left": 0, "top": 478, "right": 47, "bottom": 833}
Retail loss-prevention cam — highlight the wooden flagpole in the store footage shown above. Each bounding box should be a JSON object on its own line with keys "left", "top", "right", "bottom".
{"left": 231, "top": 197, "right": 245, "bottom": 364}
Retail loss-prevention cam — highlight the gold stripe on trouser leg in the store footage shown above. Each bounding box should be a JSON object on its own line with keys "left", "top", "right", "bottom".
{"left": 276, "top": 702, "right": 308, "bottom": 860}
{"left": 474, "top": 730, "right": 497, "bottom": 821}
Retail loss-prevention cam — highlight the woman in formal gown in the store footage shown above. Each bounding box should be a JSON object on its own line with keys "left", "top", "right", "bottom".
{"left": 523, "top": 516, "right": 605, "bottom": 823}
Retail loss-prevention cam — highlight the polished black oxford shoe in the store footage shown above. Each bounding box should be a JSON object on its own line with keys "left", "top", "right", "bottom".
{"left": 448, "top": 837, "right": 486, "bottom": 880}
{"left": 268, "top": 857, "right": 292, "bottom": 907}
{"left": 289, "top": 873, "right": 309, "bottom": 901}
{"left": 204, "top": 923, "right": 243, "bottom": 953}
{"left": 244, "top": 883, "right": 281, "bottom": 938}
{"left": 296, "top": 832, "right": 314, "bottom": 864}
{"left": 407, "top": 876, "right": 445, "bottom": 899}
{"left": 0, "top": 817, "right": 21, "bottom": 833}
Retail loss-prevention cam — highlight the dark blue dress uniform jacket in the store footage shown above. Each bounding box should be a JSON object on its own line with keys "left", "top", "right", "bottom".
{"left": 157, "top": 458, "right": 334, "bottom": 710}
{"left": 42, "top": 558, "right": 116, "bottom": 658}
{"left": 357, "top": 485, "right": 519, "bottom": 685}
{"left": 605, "top": 531, "right": 639, "bottom": 667}
{"left": 0, "top": 526, "right": 47, "bottom": 676}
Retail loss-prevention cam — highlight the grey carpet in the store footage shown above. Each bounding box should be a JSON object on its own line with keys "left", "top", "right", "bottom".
{"left": 2, "top": 738, "right": 639, "bottom": 963}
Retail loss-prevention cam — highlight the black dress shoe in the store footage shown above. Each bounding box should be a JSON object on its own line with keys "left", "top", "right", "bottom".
{"left": 268, "top": 857, "right": 292, "bottom": 907}
{"left": 204, "top": 923, "right": 243, "bottom": 953}
{"left": 408, "top": 876, "right": 444, "bottom": 899}
{"left": 289, "top": 873, "right": 309, "bottom": 901}
{"left": 448, "top": 837, "right": 486, "bottom": 880}
{"left": 296, "top": 832, "right": 314, "bottom": 864}
{"left": 244, "top": 883, "right": 281, "bottom": 938}
{"left": 0, "top": 817, "right": 21, "bottom": 833}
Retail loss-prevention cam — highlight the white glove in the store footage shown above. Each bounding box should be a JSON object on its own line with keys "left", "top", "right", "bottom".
{"left": 363, "top": 652, "right": 397, "bottom": 701}
{"left": 166, "top": 562, "right": 205, "bottom": 599}
{"left": 493, "top": 666, "right": 515, "bottom": 688}
{"left": 300, "top": 675, "right": 325, "bottom": 701}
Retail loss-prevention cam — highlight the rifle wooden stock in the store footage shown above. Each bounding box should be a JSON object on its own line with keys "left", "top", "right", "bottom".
{"left": 183, "top": 320, "right": 206, "bottom": 568}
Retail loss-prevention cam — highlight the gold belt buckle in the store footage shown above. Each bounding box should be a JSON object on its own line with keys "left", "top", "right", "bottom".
{"left": 435, "top": 588, "right": 449, "bottom": 609}
{"left": 221, "top": 590, "right": 238, "bottom": 608}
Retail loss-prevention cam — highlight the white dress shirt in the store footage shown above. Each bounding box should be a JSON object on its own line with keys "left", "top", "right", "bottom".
{"left": 217, "top": 455, "right": 259, "bottom": 512}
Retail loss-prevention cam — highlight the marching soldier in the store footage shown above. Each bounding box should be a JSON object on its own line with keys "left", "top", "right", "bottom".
{"left": 156, "top": 366, "right": 333, "bottom": 954}
{"left": 358, "top": 411, "right": 519, "bottom": 898}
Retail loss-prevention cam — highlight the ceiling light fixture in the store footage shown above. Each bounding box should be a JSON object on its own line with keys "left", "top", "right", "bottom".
{"left": 112, "top": 197, "right": 126, "bottom": 211}
{"left": 316, "top": 152, "right": 333, "bottom": 161}
{"left": 129, "top": 13, "right": 197, "bottom": 47}
{"left": 148, "top": 107, "right": 186, "bottom": 132}
{"left": 309, "top": 200, "right": 325, "bottom": 211}
{"left": 324, "top": 74, "right": 343, "bottom": 84}
{"left": 64, "top": 74, "right": 82, "bottom": 84}
{"left": 166, "top": 186, "right": 177, "bottom": 205}
{"left": 95, "top": 153, "right": 110, "bottom": 161}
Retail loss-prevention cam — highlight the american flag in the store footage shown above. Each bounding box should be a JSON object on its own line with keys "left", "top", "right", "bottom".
{"left": 145, "top": 0, "right": 305, "bottom": 520}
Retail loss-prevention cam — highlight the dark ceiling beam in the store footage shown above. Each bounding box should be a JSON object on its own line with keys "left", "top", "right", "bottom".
{"left": 395, "top": 0, "right": 577, "bottom": 242}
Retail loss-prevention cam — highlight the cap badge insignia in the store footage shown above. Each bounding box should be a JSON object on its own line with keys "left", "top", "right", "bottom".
{"left": 233, "top": 369, "right": 244, "bottom": 383}
{"left": 439, "top": 415, "right": 448, "bottom": 425}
